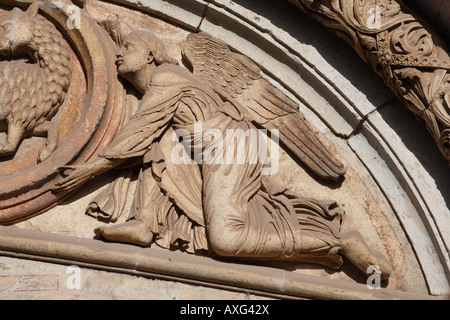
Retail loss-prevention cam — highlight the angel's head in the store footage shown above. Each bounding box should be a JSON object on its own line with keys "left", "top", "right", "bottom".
{"left": 116, "top": 30, "right": 177, "bottom": 92}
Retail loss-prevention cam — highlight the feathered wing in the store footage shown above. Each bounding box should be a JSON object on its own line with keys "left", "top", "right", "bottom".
{"left": 182, "top": 32, "right": 346, "bottom": 181}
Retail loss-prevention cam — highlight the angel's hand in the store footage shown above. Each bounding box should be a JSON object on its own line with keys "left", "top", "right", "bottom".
{"left": 52, "top": 164, "right": 97, "bottom": 193}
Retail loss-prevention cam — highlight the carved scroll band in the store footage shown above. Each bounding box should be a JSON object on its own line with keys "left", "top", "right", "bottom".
{"left": 289, "top": 0, "right": 450, "bottom": 163}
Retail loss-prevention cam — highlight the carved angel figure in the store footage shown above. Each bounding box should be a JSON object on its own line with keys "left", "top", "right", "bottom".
{"left": 53, "top": 30, "right": 392, "bottom": 280}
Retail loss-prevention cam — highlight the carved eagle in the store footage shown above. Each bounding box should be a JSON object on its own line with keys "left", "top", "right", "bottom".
{"left": 181, "top": 32, "right": 346, "bottom": 181}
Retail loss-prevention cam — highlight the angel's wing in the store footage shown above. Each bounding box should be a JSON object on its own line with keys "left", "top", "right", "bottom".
{"left": 182, "top": 32, "right": 346, "bottom": 181}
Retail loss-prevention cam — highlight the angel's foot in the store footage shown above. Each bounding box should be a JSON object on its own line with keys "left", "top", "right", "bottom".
{"left": 94, "top": 219, "right": 153, "bottom": 247}
{"left": 340, "top": 230, "right": 392, "bottom": 280}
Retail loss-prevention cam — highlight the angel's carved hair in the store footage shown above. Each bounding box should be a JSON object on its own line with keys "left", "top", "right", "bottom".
{"left": 128, "top": 30, "right": 178, "bottom": 66}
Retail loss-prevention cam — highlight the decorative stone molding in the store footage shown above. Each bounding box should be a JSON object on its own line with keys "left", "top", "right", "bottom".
{"left": 0, "top": 226, "right": 437, "bottom": 300}
{"left": 403, "top": 0, "right": 450, "bottom": 44}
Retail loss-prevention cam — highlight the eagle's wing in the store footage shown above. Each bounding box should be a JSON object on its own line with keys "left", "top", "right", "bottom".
{"left": 182, "top": 32, "right": 346, "bottom": 181}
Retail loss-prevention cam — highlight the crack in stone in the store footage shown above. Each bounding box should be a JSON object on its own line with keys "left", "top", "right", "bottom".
{"left": 346, "top": 98, "right": 397, "bottom": 140}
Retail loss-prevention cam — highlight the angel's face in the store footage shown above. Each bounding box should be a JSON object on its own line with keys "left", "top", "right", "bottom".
{"left": 116, "top": 35, "right": 153, "bottom": 76}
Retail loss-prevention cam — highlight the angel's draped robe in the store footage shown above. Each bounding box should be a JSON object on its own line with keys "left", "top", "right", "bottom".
{"left": 88, "top": 64, "right": 344, "bottom": 267}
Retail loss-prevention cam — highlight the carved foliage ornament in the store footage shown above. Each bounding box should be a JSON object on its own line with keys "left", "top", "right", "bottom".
{"left": 289, "top": 0, "right": 450, "bottom": 163}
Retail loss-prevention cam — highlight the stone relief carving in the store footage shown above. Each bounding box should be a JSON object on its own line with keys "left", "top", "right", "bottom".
{"left": 0, "top": 4, "right": 70, "bottom": 162}
{"left": 0, "top": 0, "right": 448, "bottom": 299}
{"left": 289, "top": 0, "right": 450, "bottom": 164}
{"left": 0, "top": 1, "right": 127, "bottom": 223}
{"left": 47, "top": 17, "right": 392, "bottom": 280}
